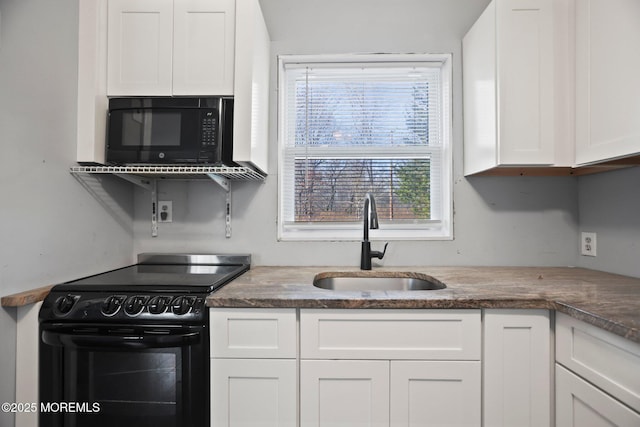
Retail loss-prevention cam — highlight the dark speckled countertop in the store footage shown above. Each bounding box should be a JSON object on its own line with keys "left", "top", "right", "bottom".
{"left": 3, "top": 266, "right": 638, "bottom": 344}
{"left": 206, "top": 266, "right": 640, "bottom": 344}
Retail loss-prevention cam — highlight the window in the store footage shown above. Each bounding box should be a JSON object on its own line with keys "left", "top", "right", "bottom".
{"left": 278, "top": 54, "right": 452, "bottom": 241}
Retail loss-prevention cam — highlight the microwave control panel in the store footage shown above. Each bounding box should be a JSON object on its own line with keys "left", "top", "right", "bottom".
{"left": 201, "top": 113, "right": 218, "bottom": 147}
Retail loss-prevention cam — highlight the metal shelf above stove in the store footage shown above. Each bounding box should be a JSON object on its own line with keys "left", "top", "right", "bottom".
{"left": 70, "top": 165, "right": 266, "bottom": 238}
{"left": 70, "top": 165, "right": 266, "bottom": 181}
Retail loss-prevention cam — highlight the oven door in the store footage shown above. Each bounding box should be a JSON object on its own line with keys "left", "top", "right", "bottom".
{"left": 39, "top": 323, "right": 208, "bottom": 427}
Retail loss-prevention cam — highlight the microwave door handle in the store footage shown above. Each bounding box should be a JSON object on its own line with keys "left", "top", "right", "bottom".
{"left": 41, "top": 329, "right": 201, "bottom": 349}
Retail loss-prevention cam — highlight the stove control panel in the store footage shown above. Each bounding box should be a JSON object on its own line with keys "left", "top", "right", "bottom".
{"left": 41, "top": 291, "right": 208, "bottom": 322}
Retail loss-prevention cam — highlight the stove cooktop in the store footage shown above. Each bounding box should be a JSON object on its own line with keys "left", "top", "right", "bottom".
{"left": 52, "top": 253, "right": 251, "bottom": 293}
{"left": 55, "top": 264, "right": 248, "bottom": 293}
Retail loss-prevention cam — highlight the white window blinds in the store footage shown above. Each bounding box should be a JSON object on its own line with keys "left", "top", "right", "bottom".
{"left": 278, "top": 54, "right": 452, "bottom": 241}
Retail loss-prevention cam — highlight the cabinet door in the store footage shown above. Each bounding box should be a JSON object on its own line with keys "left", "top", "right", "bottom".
{"left": 107, "top": 0, "right": 174, "bottom": 96}
{"left": 173, "top": 0, "right": 235, "bottom": 95}
{"left": 556, "top": 364, "right": 640, "bottom": 427}
{"left": 300, "top": 360, "right": 389, "bottom": 427}
{"left": 496, "top": 0, "right": 555, "bottom": 166}
{"left": 211, "top": 358, "right": 297, "bottom": 427}
{"left": 575, "top": 0, "right": 640, "bottom": 164}
{"left": 483, "top": 309, "right": 552, "bottom": 427}
{"left": 390, "top": 361, "right": 481, "bottom": 427}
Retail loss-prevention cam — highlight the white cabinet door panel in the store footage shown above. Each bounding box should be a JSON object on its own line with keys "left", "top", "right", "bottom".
{"left": 211, "top": 358, "right": 297, "bottom": 427}
{"left": 107, "top": 0, "right": 173, "bottom": 95}
{"left": 575, "top": 0, "right": 640, "bottom": 164}
{"left": 390, "top": 361, "right": 481, "bottom": 427}
{"left": 300, "top": 360, "right": 389, "bottom": 427}
{"left": 173, "top": 0, "right": 235, "bottom": 95}
{"left": 497, "top": 0, "right": 555, "bottom": 165}
{"left": 484, "top": 309, "right": 552, "bottom": 427}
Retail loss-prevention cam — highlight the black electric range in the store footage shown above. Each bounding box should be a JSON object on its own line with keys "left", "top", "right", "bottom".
{"left": 38, "top": 254, "right": 250, "bottom": 427}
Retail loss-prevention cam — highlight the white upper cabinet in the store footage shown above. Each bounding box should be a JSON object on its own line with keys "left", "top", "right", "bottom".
{"left": 107, "top": 0, "right": 235, "bottom": 96}
{"left": 79, "top": 0, "right": 270, "bottom": 171}
{"left": 574, "top": 0, "right": 640, "bottom": 165}
{"left": 463, "top": 0, "right": 574, "bottom": 175}
{"left": 231, "top": 0, "right": 270, "bottom": 172}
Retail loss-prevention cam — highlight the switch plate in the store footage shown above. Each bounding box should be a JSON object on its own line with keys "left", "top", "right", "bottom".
{"left": 581, "top": 232, "right": 597, "bottom": 257}
{"left": 158, "top": 201, "right": 173, "bottom": 223}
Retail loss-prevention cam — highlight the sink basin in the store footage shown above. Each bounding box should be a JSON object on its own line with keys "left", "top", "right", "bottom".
{"left": 313, "top": 272, "right": 446, "bottom": 291}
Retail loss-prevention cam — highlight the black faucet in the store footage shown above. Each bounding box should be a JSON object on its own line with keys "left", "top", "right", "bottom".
{"left": 361, "top": 193, "right": 388, "bottom": 270}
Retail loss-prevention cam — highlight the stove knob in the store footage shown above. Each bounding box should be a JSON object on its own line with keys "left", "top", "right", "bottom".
{"left": 55, "top": 295, "right": 76, "bottom": 315}
{"left": 124, "top": 296, "right": 146, "bottom": 316}
{"left": 171, "top": 296, "right": 192, "bottom": 315}
{"left": 148, "top": 296, "right": 170, "bottom": 314}
{"left": 101, "top": 295, "right": 124, "bottom": 316}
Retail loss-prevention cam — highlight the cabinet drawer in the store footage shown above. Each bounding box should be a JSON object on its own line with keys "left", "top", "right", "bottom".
{"left": 300, "top": 309, "right": 481, "bottom": 360}
{"left": 556, "top": 313, "right": 640, "bottom": 411}
{"left": 210, "top": 308, "right": 297, "bottom": 358}
{"left": 556, "top": 364, "right": 640, "bottom": 426}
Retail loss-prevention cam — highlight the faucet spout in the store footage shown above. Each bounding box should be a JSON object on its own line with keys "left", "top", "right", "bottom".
{"left": 363, "top": 193, "right": 379, "bottom": 242}
{"left": 361, "top": 193, "right": 387, "bottom": 270}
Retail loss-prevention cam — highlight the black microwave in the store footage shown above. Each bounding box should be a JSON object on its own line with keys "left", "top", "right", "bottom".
{"left": 106, "top": 97, "right": 234, "bottom": 165}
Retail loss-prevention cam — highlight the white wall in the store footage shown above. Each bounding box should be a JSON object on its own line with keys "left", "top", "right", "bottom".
{"left": 133, "top": 0, "right": 581, "bottom": 268}
{"left": 0, "top": 0, "right": 134, "bottom": 423}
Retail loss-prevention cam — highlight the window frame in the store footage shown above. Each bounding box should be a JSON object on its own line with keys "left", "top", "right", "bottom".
{"left": 277, "top": 53, "right": 453, "bottom": 241}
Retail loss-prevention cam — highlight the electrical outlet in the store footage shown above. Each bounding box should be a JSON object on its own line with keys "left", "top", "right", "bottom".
{"left": 158, "top": 201, "right": 173, "bottom": 223}
{"left": 581, "top": 232, "right": 597, "bottom": 257}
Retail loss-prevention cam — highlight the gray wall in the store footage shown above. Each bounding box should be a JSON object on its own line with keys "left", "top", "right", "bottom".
{"left": 576, "top": 167, "right": 640, "bottom": 278}
{"left": 133, "top": 0, "right": 581, "bottom": 268}
{"left": 0, "top": 0, "right": 134, "bottom": 423}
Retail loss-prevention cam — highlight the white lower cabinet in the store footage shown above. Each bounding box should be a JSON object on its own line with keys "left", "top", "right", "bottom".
{"left": 483, "top": 309, "right": 552, "bottom": 427}
{"left": 208, "top": 307, "right": 583, "bottom": 427}
{"left": 555, "top": 313, "right": 640, "bottom": 427}
{"left": 300, "top": 309, "right": 482, "bottom": 427}
{"left": 210, "top": 308, "right": 297, "bottom": 427}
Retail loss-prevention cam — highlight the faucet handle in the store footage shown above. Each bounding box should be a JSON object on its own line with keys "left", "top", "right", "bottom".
{"left": 371, "top": 242, "right": 389, "bottom": 260}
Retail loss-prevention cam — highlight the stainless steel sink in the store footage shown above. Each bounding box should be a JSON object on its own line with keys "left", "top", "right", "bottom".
{"left": 313, "top": 273, "right": 446, "bottom": 291}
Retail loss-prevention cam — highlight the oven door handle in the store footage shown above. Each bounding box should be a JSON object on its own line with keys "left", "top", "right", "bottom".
{"left": 41, "top": 329, "right": 201, "bottom": 349}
